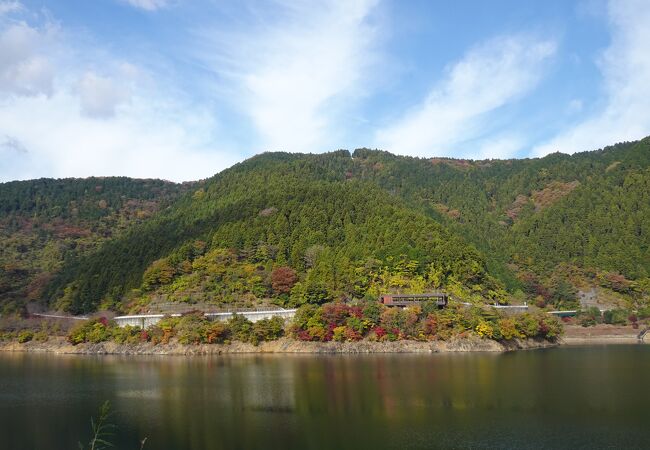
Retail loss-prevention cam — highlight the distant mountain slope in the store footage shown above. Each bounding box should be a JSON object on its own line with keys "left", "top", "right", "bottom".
{"left": 1, "top": 138, "right": 649, "bottom": 315}
{"left": 0, "top": 177, "right": 190, "bottom": 314}
{"left": 511, "top": 159, "right": 650, "bottom": 278}
{"left": 351, "top": 138, "right": 650, "bottom": 283}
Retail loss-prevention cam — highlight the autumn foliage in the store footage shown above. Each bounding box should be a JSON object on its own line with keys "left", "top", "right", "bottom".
{"left": 289, "top": 301, "right": 563, "bottom": 343}
{"left": 271, "top": 266, "right": 298, "bottom": 294}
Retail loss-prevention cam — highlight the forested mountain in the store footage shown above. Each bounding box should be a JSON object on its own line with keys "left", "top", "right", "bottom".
{"left": 1, "top": 138, "right": 649, "bottom": 315}
{"left": 0, "top": 178, "right": 191, "bottom": 314}
{"left": 351, "top": 139, "right": 650, "bottom": 301}
{"left": 351, "top": 139, "right": 650, "bottom": 277}
{"left": 43, "top": 152, "right": 497, "bottom": 314}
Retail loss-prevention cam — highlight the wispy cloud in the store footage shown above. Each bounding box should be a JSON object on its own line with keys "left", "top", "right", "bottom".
{"left": 195, "top": 0, "right": 381, "bottom": 153}
{"left": 0, "top": 5, "right": 237, "bottom": 182}
{"left": 476, "top": 135, "right": 525, "bottom": 160}
{"left": 0, "top": 1, "right": 21, "bottom": 15}
{"left": 375, "top": 35, "right": 556, "bottom": 158}
{"left": 120, "top": 0, "right": 168, "bottom": 11}
{"left": 532, "top": 0, "right": 650, "bottom": 155}
{"left": 5, "top": 0, "right": 645, "bottom": 182}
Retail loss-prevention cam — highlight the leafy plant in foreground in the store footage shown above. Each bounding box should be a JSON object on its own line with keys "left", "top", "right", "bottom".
{"left": 79, "top": 401, "right": 115, "bottom": 450}
{"left": 79, "top": 401, "right": 147, "bottom": 450}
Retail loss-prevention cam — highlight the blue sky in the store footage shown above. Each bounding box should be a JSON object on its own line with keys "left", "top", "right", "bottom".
{"left": 1, "top": 0, "right": 649, "bottom": 181}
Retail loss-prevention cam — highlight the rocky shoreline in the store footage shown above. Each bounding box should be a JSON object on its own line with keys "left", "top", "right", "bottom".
{"left": 4, "top": 325, "right": 647, "bottom": 356}
{"left": 561, "top": 324, "right": 643, "bottom": 345}
{"left": 0, "top": 336, "right": 558, "bottom": 355}
{"left": 562, "top": 336, "right": 640, "bottom": 345}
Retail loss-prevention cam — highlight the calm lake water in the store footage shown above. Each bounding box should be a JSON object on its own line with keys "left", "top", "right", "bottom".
{"left": 1, "top": 346, "right": 649, "bottom": 449}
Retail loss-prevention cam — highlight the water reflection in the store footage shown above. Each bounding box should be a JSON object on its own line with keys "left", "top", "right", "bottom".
{"left": 1, "top": 347, "right": 650, "bottom": 449}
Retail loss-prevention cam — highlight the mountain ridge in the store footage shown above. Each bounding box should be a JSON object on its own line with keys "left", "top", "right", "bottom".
{"left": 1, "top": 137, "right": 649, "bottom": 315}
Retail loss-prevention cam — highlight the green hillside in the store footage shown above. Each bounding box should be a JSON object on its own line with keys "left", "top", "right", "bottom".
{"left": 45, "top": 152, "right": 497, "bottom": 314}
{"left": 1, "top": 138, "right": 649, "bottom": 315}
{"left": 0, "top": 177, "right": 190, "bottom": 314}
{"left": 350, "top": 139, "right": 650, "bottom": 307}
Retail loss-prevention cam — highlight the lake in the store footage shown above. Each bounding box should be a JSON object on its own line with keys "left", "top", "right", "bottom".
{"left": 1, "top": 346, "right": 649, "bottom": 449}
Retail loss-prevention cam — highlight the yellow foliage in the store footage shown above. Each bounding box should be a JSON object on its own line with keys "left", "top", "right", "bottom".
{"left": 475, "top": 321, "right": 494, "bottom": 339}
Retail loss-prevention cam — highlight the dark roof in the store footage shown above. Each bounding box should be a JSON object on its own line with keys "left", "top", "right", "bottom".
{"left": 382, "top": 293, "right": 447, "bottom": 298}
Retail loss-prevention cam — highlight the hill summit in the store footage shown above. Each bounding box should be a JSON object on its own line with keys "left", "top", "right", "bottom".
{"left": 1, "top": 138, "right": 649, "bottom": 315}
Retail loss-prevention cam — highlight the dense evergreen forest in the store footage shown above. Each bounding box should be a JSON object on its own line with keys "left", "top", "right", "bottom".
{"left": 1, "top": 137, "right": 649, "bottom": 315}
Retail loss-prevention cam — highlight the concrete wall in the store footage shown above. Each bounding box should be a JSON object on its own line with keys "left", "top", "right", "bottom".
{"left": 113, "top": 309, "right": 297, "bottom": 328}
{"left": 205, "top": 310, "right": 297, "bottom": 323}
{"left": 490, "top": 305, "right": 529, "bottom": 315}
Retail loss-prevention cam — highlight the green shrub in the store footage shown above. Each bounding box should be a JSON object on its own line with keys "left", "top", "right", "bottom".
{"left": 475, "top": 320, "right": 495, "bottom": 338}
{"left": 430, "top": 308, "right": 462, "bottom": 340}
{"left": 459, "top": 307, "right": 482, "bottom": 331}
{"left": 156, "top": 315, "right": 180, "bottom": 343}
{"left": 68, "top": 321, "right": 90, "bottom": 345}
{"left": 516, "top": 313, "right": 541, "bottom": 338}
{"left": 289, "top": 301, "right": 566, "bottom": 343}
{"left": 497, "top": 318, "right": 522, "bottom": 340}
{"left": 67, "top": 318, "right": 112, "bottom": 345}
{"left": 204, "top": 321, "right": 230, "bottom": 344}
{"left": 292, "top": 304, "right": 321, "bottom": 330}
{"left": 142, "top": 313, "right": 284, "bottom": 345}
{"left": 538, "top": 314, "right": 563, "bottom": 340}
{"left": 33, "top": 330, "right": 49, "bottom": 342}
{"left": 346, "top": 316, "right": 367, "bottom": 335}
{"left": 111, "top": 325, "right": 143, "bottom": 344}
{"left": 638, "top": 306, "right": 650, "bottom": 320}
{"left": 577, "top": 307, "right": 602, "bottom": 327}
{"left": 87, "top": 322, "right": 111, "bottom": 343}
{"left": 147, "top": 325, "right": 165, "bottom": 344}
{"left": 228, "top": 314, "right": 253, "bottom": 342}
{"left": 250, "top": 317, "right": 284, "bottom": 345}
{"left": 306, "top": 324, "right": 327, "bottom": 341}
{"left": 380, "top": 308, "right": 405, "bottom": 333}
{"left": 17, "top": 330, "right": 34, "bottom": 343}
{"left": 603, "top": 309, "right": 628, "bottom": 325}
{"left": 361, "top": 301, "right": 383, "bottom": 327}
{"left": 176, "top": 312, "right": 205, "bottom": 345}
{"left": 332, "top": 326, "right": 347, "bottom": 342}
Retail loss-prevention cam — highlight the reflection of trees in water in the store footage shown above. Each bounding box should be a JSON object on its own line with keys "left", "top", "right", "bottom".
{"left": 110, "top": 355, "right": 299, "bottom": 449}
{"left": 4, "top": 349, "right": 650, "bottom": 449}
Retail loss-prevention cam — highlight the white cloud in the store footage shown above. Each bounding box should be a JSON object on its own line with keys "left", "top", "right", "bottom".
{"left": 567, "top": 99, "right": 584, "bottom": 114}
{"left": 0, "top": 134, "right": 32, "bottom": 177}
{"left": 0, "top": 4, "right": 237, "bottom": 182}
{"left": 0, "top": 22, "right": 56, "bottom": 96}
{"left": 120, "top": 0, "right": 168, "bottom": 11}
{"left": 0, "top": 134, "right": 27, "bottom": 154}
{"left": 476, "top": 135, "right": 524, "bottom": 160}
{"left": 375, "top": 35, "right": 556, "bottom": 157}
{"left": 78, "top": 72, "right": 131, "bottom": 118}
{"left": 0, "top": 90, "right": 238, "bottom": 182}
{"left": 0, "top": 1, "right": 21, "bottom": 15}
{"left": 532, "top": 0, "right": 650, "bottom": 155}
{"left": 196, "top": 0, "right": 381, "bottom": 153}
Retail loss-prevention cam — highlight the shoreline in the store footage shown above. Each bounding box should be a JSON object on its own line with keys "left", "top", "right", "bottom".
{"left": 561, "top": 336, "right": 641, "bottom": 345}
{"left": 0, "top": 336, "right": 558, "bottom": 355}
{"left": 561, "top": 324, "right": 644, "bottom": 345}
{"left": 2, "top": 325, "right": 646, "bottom": 356}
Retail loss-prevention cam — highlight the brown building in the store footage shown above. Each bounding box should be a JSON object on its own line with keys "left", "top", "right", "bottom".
{"left": 380, "top": 293, "right": 449, "bottom": 308}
